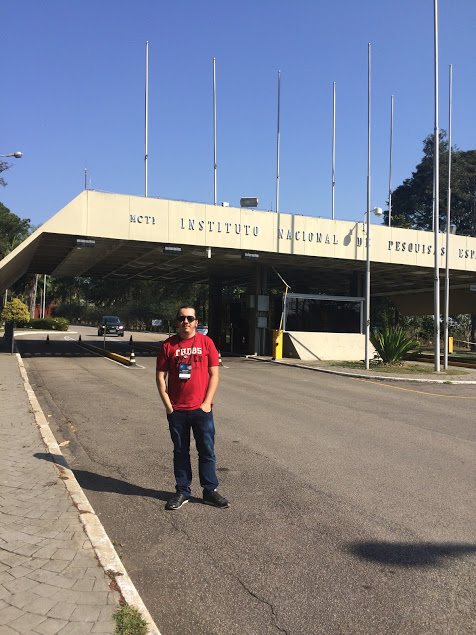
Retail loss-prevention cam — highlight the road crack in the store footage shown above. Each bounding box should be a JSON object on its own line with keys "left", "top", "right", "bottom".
{"left": 229, "top": 572, "right": 290, "bottom": 634}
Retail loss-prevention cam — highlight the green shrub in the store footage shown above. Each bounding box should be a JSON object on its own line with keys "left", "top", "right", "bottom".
{"left": 27, "top": 317, "right": 70, "bottom": 331}
{"left": 112, "top": 604, "right": 148, "bottom": 635}
{"left": 1, "top": 298, "right": 30, "bottom": 324}
{"left": 370, "top": 327, "right": 420, "bottom": 364}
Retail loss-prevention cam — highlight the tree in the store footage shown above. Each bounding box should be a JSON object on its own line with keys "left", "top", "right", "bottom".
{"left": 0, "top": 202, "right": 31, "bottom": 260}
{"left": 385, "top": 131, "right": 476, "bottom": 235}
{"left": 386, "top": 132, "right": 476, "bottom": 350}
{"left": 0, "top": 160, "right": 12, "bottom": 188}
{"left": 1, "top": 298, "right": 30, "bottom": 323}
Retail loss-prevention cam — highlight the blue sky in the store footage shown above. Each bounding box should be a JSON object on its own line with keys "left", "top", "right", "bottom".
{"left": 2, "top": 1, "right": 475, "bottom": 228}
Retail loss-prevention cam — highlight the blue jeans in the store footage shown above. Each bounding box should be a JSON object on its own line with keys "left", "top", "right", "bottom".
{"left": 167, "top": 408, "right": 219, "bottom": 496}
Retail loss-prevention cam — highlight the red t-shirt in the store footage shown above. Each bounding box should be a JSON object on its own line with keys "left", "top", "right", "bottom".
{"left": 156, "top": 332, "right": 219, "bottom": 411}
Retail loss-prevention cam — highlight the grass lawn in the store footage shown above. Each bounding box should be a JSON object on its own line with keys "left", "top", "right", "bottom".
{"left": 329, "top": 361, "right": 468, "bottom": 376}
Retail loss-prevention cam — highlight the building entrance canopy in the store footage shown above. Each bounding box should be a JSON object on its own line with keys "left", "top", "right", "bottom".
{"left": 1, "top": 190, "right": 476, "bottom": 315}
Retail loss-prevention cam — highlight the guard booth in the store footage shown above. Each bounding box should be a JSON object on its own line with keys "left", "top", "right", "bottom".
{"left": 276, "top": 292, "right": 368, "bottom": 361}
{"left": 219, "top": 291, "right": 369, "bottom": 361}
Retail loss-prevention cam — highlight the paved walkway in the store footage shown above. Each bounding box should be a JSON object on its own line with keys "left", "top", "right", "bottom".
{"left": 0, "top": 343, "right": 160, "bottom": 634}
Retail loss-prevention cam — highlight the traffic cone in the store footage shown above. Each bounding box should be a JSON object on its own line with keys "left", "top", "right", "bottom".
{"left": 130, "top": 335, "right": 133, "bottom": 344}
{"left": 46, "top": 333, "right": 50, "bottom": 343}
{"left": 79, "top": 334, "right": 82, "bottom": 342}
{"left": 218, "top": 351, "right": 223, "bottom": 366}
{"left": 130, "top": 350, "right": 136, "bottom": 366}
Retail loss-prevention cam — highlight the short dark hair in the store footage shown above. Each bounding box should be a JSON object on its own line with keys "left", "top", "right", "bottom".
{"left": 176, "top": 305, "right": 197, "bottom": 319}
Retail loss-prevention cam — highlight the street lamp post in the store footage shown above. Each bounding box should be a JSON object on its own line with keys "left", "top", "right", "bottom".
{"left": 1, "top": 152, "right": 22, "bottom": 306}
{"left": 0, "top": 152, "right": 22, "bottom": 159}
{"left": 364, "top": 206, "right": 383, "bottom": 370}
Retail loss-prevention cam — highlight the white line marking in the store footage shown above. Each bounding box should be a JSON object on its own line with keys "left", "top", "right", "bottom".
{"left": 15, "top": 331, "right": 78, "bottom": 336}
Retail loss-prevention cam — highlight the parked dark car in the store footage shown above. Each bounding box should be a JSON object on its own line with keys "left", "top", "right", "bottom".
{"left": 98, "top": 316, "right": 125, "bottom": 337}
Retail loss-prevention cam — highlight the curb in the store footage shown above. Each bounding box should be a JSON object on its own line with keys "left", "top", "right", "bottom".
{"left": 78, "top": 340, "right": 134, "bottom": 366}
{"left": 15, "top": 352, "right": 162, "bottom": 635}
{"left": 246, "top": 356, "right": 476, "bottom": 385}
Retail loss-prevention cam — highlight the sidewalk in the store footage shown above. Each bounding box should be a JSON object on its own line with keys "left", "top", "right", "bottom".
{"left": 0, "top": 342, "right": 160, "bottom": 634}
{"left": 247, "top": 355, "right": 476, "bottom": 384}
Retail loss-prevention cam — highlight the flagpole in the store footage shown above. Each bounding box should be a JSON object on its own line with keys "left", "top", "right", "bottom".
{"left": 213, "top": 57, "right": 217, "bottom": 205}
{"left": 145, "top": 41, "right": 149, "bottom": 197}
{"left": 365, "top": 43, "right": 371, "bottom": 370}
{"left": 444, "top": 64, "right": 452, "bottom": 370}
{"left": 433, "top": 0, "right": 441, "bottom": 372}
{"left": 276, "top": 70, "right": 281, "bottom": 213}
{"left": 332, "top": 82, "right": 336, "bottom": 220}
{"left": 388, "top": 95, "right": 394, "bottom": 226}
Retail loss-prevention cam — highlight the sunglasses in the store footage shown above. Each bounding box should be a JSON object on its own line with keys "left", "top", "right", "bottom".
{"left": 177, "top": 315, "right": 197, "bottom": 323}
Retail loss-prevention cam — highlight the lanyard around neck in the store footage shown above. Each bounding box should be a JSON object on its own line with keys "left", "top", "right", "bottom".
{"left": 179, "top": 334, "right": 196, "bottom": 358}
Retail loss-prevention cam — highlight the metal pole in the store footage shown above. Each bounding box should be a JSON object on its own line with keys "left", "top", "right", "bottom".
{"left": 84, "top": 167, "right": 87, "bottom": 190}
{"left": 433, "top": 0, "right": 441, "bottom": 372}
{"left": 43, "top": 275, "right": 47, "bottom": 318}
{"left": 365, "top": 43, "right": 371, "bottom": 370}
{"left": 444, "top": 64, "right": 452, "bottom": 370}
{"left": 276, "top": 70, "right": 281, "bottom": 213}
{"left": 213, "top": 57, "right": 217, "bottom": 205}
{"left": 388, "top": 95, "right": 394, "bottom": 226}
{"left": 30, "top": 274, "right": 38, "bottom": 319}
{"left": 145, "top": 40, "right": 149, "bottom": 198}
{"left": 282, "top": 292, "right": 287, "bottom": 331}
{"left": 332, "top": 82, "right": 336, "bottom": 220}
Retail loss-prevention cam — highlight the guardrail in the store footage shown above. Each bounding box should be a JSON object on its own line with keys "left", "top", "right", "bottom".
{"left": 452, "top": 339, "right": 476, "bottom": 348}
{"left": 409, "top": 353, "right": 476, "bottom": 369}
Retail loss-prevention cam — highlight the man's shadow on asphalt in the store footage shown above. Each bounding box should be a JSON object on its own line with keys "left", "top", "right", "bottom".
{"left": 347, "top": 541, "right": 476, "bottom": 567}
{"left": 33, "top": 452, "right": 193, "bottom": 504}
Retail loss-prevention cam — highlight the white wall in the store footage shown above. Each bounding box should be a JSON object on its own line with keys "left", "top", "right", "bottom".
{"left": 284, "top": 331, "right": 375, "bottom": 361}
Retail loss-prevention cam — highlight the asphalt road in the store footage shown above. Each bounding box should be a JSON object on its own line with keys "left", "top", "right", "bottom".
{"left": 17, "top": 326, "right": 476, "bottom": 635}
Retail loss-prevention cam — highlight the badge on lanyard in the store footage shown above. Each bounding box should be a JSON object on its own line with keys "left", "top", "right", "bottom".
{"left": 179, "top": 362, "right": 192, "bottom": 380}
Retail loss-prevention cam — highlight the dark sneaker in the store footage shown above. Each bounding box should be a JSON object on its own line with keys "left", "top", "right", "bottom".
{"left": 203, "top": 489, "right": 230, "bottom": 508}
{"left": 165, "top": 494, "right": 189, "bottom": 510}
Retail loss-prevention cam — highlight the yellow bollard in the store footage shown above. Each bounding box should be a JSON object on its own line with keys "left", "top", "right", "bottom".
{"left": 448, "top": 336, "right": 453, "bottom": 354}
{"left": 218, "top": 351, "right": 223, "bottom": 367}
{"left": 130, "top": 350, "right": 136, "bottom": 366}
{"left": 272, "top": 329, "right": 283, "bottom": 360}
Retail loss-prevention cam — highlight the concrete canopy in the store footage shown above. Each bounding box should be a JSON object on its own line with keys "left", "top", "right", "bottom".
{"left": 1, "top": 190, "right": 476, "bottom": 315}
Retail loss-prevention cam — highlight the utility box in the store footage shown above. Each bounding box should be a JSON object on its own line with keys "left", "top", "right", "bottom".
{"left": 247, "top": 295, "right": 269, "bottom": 311}
{"left": 448, "top": 336, "right": 453, "bottom": 353}
{"left": 257, "top": 295, "right": 269, "bottom": 311}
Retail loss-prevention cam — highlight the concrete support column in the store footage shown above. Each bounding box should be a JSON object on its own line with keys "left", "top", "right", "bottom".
{"left": 351, "top": 271, "right": 365, "bottom": 334}
{"left": 249, "top": 265, "right": 269, "bottom": 356}
{"left": 350, "top": 271, "right": 365, "bottom": 297}
{"left": 208, "top": 274, "right": 223, "bottom": 350}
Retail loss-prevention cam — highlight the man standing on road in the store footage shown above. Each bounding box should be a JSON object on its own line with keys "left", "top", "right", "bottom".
{"left": 156, "top": 305, "right": 230, "bottom": 511}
